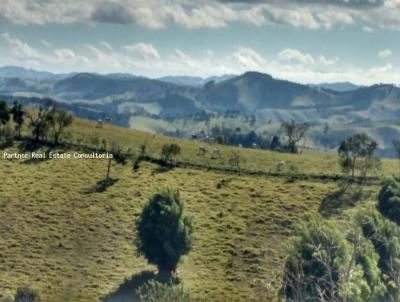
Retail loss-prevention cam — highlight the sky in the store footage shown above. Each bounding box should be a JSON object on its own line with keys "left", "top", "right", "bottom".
{"left": 0, "top": 0, "right": 399, "bottom": 84}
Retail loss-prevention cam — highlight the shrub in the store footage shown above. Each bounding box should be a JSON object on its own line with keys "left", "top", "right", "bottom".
{"left": 355, "top": 208, "right": 400, "bottom": 301}
{"left": 0, "top": 125, "right": 14, "bottom": 149}
{"left": 378, "top": 177, "right": 400, "bottom": 225}
{"left": 281, "top": 214, "right": 383, "bottom": 302}
{"left": 136, "top": 189, "right": 193, "bottom": 275}
{"left": 161, "top": 144, "right": 181, "bottom": 164}
{"left": 135, "top": 280, "right": 191, "bottom": 302}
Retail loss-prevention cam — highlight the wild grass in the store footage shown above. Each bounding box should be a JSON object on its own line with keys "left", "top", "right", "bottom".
{"left": 0, "top": 117, "right": 397, "bottom": 301}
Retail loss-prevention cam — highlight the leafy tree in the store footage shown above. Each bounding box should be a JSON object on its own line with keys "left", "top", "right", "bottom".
{"left": 11, "top": 100, "right": 24, "bottom": 138}
{"left": 281, "top": 121, "right": 309, "bottom": 153}
{"left": 46, "top": 109, "right": 73, "bottom": 145}
{"left": 161, "top": 144, "right": 181, "bottom": 164}
{"left": 136, "top": 189, "right": 193, "bottom": 275}
{"left": 0, "top": 100, "right": 10, "bottom": 126}
{"left": 26, "top": 102, "right": 54, "bottom": 142}
{"left": 378, "top": 177, "right": 400, "bottom": 225}
{"left": 355, "top": 208, "right": 400, "bottom": 301}
{"left": 14, "top": 287, "right": 40, "bottom": 302}
{"left": 281, "top": 214, "right": 384, "bottom": 302}
{"left": 216, "top": 135, "right": 224, "bottom": 145}
{"left": 338, "top": 133, "right": 378, "bottom": 180}
{"left": 270, "top": 135, "right": 282, "bottom": 151}
{"left": 135, "top": 280, "right": 191, "bottom": 302}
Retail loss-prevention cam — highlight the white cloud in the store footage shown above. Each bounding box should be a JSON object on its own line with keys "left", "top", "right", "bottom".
{"left": 229, "top": 48, "right": 266, "bottom": 69}
{"left": 362, "top": 26, "right": 375, "bottom": 32}
{"left": 378, "top": 49, "right": 392, "bottom": 58}
{"left": 125, "top": 43, "right": 160, "bottom": 61}
{"left": 278, "top": 48, "right": 315, "bottom": 65}
{"left": 0, "top": 0, "right": 399, "bottom": 30}
{"left": 268, "top": 8, "right": 320, "bottom": 29}
{"left": 1, "top": 32, "right": 42, "bottom": 66}
{"left": 1, "top": 33, "right": 399, "bottom": 85}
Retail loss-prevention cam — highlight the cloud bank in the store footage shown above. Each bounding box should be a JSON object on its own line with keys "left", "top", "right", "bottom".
{"left": 1, "top": 32, "right": 399, "bottom": 85}
{"left": 1, "top": 0, "right": 400, "bottom": 30}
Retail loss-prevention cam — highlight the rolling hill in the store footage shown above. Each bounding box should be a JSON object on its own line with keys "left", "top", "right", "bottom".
{"left": 1, "top": 66, "right": 400, "bottom": 154}
{"left": 0, "top": 116, "right": 397, "bottom": 302}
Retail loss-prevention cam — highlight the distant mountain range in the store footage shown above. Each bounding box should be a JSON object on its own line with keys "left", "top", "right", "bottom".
{"left": 1, "top": 65, "right": 400, "bottom": 155}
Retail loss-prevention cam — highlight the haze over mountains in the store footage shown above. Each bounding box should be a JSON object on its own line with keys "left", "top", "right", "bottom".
{"left": 1, "top": 65, "right": 400, "bottom": 155}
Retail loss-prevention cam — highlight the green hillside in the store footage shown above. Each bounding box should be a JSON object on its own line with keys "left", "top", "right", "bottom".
{"left": 0, "top": 117, "right": 397, "bottom": 302}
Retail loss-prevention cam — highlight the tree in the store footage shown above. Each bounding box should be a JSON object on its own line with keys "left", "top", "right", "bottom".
{"left": 46, "top": 109, "right": 73, "bottom": 145}
{"left": 0, "top": 100, "right": 10, "bottom": 126}
{"left": 378, "top": 177, "right": 400, "bottom": 226}
{"left": 270, "top": 135, "right": 281, "bottom": 151}
{"left": 11, "top": 100, "right": 24, "bottom": 138}
{"left": 355, "top": 208, "right": 400, "bottom": 301}
{"left": 26, "top": 101, "right": 54, "bottom": 142}
{"left": 281, "top": 214, "right": 384, "bottom": 302}
{"left": 161, "top": 144, "right": 181, "bottom": 164}
{"left": 338, "top": 133, "right": 378, "bottom": 181}
{"left": 281, "top": 121, "right": 309, "bottom": 153}
{"left": 136, "top": 189, "right": 193, "bottom": 276}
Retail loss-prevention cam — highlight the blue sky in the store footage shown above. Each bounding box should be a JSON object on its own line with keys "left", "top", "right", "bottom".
{"left": 0, "top": 0, "right": 399, "bottom": 84}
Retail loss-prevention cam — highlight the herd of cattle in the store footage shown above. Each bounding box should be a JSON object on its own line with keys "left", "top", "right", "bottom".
{"left": 94, "top": 122, "right": 286, "bottom": 171}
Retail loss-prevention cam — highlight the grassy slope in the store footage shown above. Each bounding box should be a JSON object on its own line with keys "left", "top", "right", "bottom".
{"left": 0, "top": 118, "right": 396, "bottom": 302}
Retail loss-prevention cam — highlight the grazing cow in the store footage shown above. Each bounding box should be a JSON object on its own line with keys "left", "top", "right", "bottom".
{"left": 198, "top": 146, "right": 207, "bottom": 156}
{"left": 277, "top": 160, "right": 285, "bottom": 171}
{"left": 252, "top": 143, "right": 257, "bottom": 148}
{"left": 96, "top": 119, "right": 103, "bottom": 128}
{"left": 105, "top": 116, "right": 112, "bottom": 122}
{"left": 238, "top": 144, "right": 243, "bottom": 148}
{"left": 211, "top": 147, "right": 221, "bottom": 159}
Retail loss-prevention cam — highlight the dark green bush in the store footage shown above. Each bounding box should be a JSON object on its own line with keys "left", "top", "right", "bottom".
{"left": 136, "top": 189, "right": 193, "bottom": 275}
{"left": 378, "top": 177, "right": 400, "bottom": 225}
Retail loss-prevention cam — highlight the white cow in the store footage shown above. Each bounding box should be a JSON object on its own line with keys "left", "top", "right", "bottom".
{"left": 212, "top": 147, "right": 221, "bottom": 159}
{"left": 96, "top": 119, "right": 103, "bottom": 128}
{"left": 198, "top": 146, "right": 207, "bottom": 156}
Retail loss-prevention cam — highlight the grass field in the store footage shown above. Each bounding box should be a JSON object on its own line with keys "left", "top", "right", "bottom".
{"left": 0, "top": 118, "right": 397, "bottom": 302}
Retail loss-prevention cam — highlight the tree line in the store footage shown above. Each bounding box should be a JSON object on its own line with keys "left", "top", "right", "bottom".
{"left": 0, "top": 99, "right": 73, "bottom": 148}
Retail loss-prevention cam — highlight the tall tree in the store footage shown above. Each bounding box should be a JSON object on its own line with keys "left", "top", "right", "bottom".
{"left": 26, "top": 101, "right": 54, "bottom": 142}
{"left": 281, "top": 121, "right": 309, "bottom": 153}
{"left": 338, "top": 133, "right": 378, "bottom": 180}
{"left": 47, "top": 109, "right": 73, "bottom": 145}
{"left": 0, "top": 100, "right": 10, "bottom": 126}
{"left": 11, "top": 100, "right": 24, "bottom": 138}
